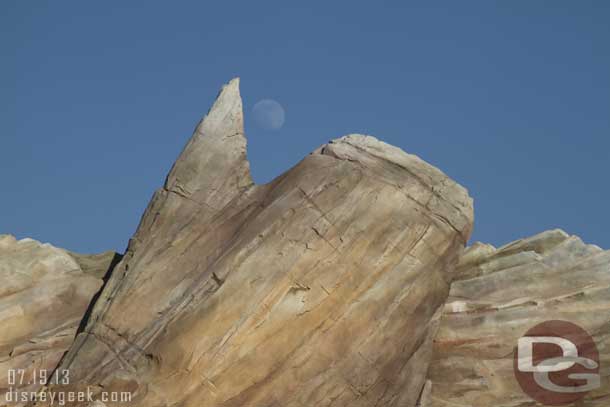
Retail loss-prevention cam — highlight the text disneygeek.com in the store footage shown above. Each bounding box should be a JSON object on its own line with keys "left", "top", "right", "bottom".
{"left": 4, "top": 369, "right": 132, "bottom": 406}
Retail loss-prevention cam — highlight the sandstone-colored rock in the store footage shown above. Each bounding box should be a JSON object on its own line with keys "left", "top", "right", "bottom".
{"left": 8, "top": 78, "right": 607, "bottom": 407}
{"left": 68, "top": 251, "right": 123, "bottom": 281}
{"left": 44, "top": 78, "right": 473, "bottom": 407}
{"left": 427, "top": 230, "right": 610, "bottom": 406}
{"left": 0, "top": 235, "right": 105, "bottom": 405}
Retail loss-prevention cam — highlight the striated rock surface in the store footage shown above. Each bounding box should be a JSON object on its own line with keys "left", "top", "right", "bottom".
{"left": 0, "top": 236, "right": 109, "bottom": 405}
{"left": 5, "top": 78, "right": 608, "bottom": 407}
{"left": 44, "top": 78, "right": 474, "bottom": 407}
{"left": 427, "top": 230, "right": 610, "bottom": 406}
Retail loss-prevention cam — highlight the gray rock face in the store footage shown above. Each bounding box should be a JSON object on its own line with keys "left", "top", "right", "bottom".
{"left": 427, "top": 230, "right": 610, "bottom": 406}
{"left": 0, "top": 236, "right": 105, "bottom": 404}
{"left": 45, "top": 78, "right": 474, "bottom": 407}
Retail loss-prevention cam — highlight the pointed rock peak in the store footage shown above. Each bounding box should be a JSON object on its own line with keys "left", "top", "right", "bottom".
{"left": 164, "top": 78, "right": 253, "bottom": 208}
{"left": 196, "top": 77, "right": 244, "bottom": 137}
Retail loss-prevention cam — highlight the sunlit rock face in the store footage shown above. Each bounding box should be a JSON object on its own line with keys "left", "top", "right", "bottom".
{"left": 41, "top": 79, "right": 473, "bottom": 407}
{"left": 5, "top": 78, "right": 609, "bottom": 407}
{"left": 426, "top": 230, "right": 610, "bottom": 407}
{"left": 0, "top": 236, "right": 110, "bottom": 405}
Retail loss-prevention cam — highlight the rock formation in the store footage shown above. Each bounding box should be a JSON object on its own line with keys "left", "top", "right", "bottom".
{"left": 39, "top": 78, "right": 473, "bottom": 407}
{"left": 0, "top": 236, "right": 117, "bottom": 404}
{"left": 3, "top": 78, "right": 607, "bottom": 407}
{"left": 426, "top": 230, "right": 610, "bottom": 406}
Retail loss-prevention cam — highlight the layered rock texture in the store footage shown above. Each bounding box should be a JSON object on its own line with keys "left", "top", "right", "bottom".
{"left": 2, "top": 79, "right": 607, "bottom": 407}
{"left": 0, "top": 236, "right": 117, "bottom": 403}
{"left": 40, "top": 78, "right": 473, "bottom": 407}
{"left": 426, "top": 230, "right": 610, "bottom": 406}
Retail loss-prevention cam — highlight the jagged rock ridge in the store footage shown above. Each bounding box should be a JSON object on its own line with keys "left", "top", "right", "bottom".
{"left": 5, "top": 79, "right": 606, "bottom": 407}
{"left": 42, "top": 78, "right": 474, "bottom": 407}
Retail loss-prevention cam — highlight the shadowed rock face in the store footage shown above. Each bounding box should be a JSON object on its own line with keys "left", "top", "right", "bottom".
{"left": 44, "top": 79, "right": 474, "bottom": 407}
{"left": 426, "top": 230, "right": 610, "bottom": 407}
{"left": 0, "top": 236, "right": 107, "bottom": 404}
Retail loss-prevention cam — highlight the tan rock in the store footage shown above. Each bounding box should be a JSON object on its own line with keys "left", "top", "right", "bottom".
{"left": 0, "top": 236, "right": 105, "bottom": 406}
{"left": 68, "top": 251, "right": 123, "bottom": 281}
{"left": 45, "top": 79, "right": 473, "bottom": 407}
{"left": 427, "top": 230, "right": 610, "bottom": 406}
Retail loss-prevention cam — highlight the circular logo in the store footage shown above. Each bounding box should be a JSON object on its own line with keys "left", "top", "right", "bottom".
{"left": 513, "top": 320, "right": 600, "bottom": 405}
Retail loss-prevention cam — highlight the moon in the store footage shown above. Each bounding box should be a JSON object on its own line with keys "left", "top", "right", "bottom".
{"left": 252, "top": 99, "right": 285, "bottom": 130}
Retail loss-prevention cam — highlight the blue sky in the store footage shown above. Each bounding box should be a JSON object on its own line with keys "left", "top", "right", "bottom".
{"left": 2, "top": 1, "right": 609, "bottom": 253}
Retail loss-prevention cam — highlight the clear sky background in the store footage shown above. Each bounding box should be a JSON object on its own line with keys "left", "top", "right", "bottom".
{"left": 2, "top": 1, "right": 609, "bottom": 254}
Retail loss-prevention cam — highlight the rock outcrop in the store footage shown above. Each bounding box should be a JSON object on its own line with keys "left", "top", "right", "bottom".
{"left": 8, "top": 78, "right": 605, "bottom": 407}
{"left": 426, "top": 230, "right": 610, "bottom": 406}
{"left": 41, "top": 78, "right": 474, "bottom": 407}
{"left": 0, "top": 236, "right": 114, "bottom": 404}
